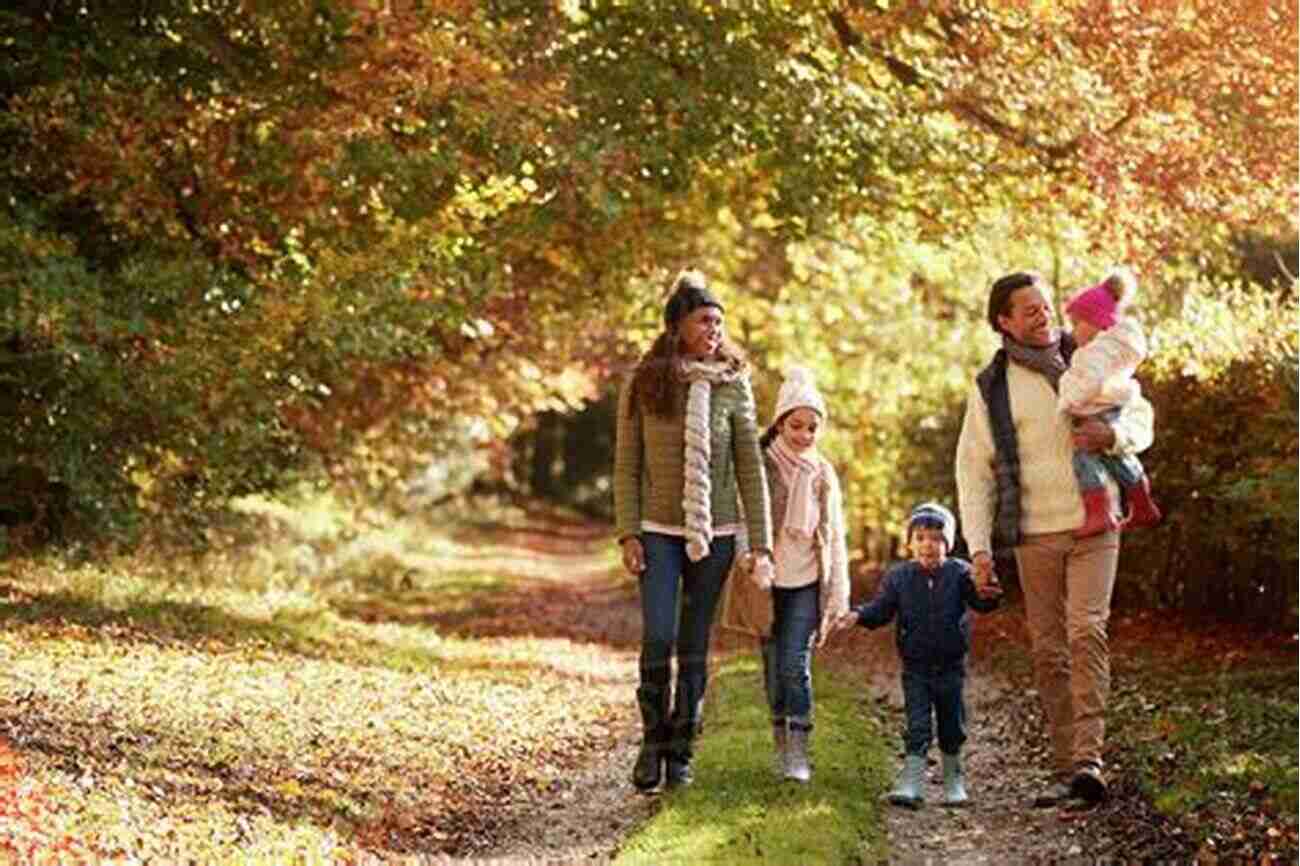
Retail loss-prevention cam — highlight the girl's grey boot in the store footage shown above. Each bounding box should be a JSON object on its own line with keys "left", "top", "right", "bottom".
{"left": 771, "top": 720, "right": 788, "bottom": 777}
{"left": 941, "top": 752, "right": 969, "bottom": 806}
{"left": 783, "top": 725, "right": 812, "bottom": 783}
{"left": 887, "top": 754, "right": 926, "bottom": 808}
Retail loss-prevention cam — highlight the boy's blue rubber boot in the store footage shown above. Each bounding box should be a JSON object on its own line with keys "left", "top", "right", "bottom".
{"left": 783, "top": 725, "right": 812, "bottom": 783}
{"left": 887, "top": 754, "right": 926, "bottom": 808}
{"left": 941, "top": 752, "right": 969, "bottom": 806}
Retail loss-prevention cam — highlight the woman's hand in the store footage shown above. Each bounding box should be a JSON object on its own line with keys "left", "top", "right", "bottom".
{"left": 620, "top": 537, "right": 645, "bottom": 575}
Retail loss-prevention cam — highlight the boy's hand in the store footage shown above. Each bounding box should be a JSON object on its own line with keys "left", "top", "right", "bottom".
{"left": 972, "top": 551, "right": 996, "bottom": 585}
{"left": 976, "top": 578, "right": 1003, "bottom": 600}
{"left": 833, "top": 611, "right": 859, "bottom": 632}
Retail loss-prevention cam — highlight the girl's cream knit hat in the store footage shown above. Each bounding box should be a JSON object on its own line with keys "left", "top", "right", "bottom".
{"left": 772, "top": 366, "right": 827, "bottom": 424}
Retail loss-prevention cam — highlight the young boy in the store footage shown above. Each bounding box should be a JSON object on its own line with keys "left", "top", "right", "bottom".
{"left": 835, "top": 502, "right": 1002, "bottom": 808}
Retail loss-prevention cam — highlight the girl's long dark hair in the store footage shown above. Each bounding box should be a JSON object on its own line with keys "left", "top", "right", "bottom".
{"left": 759, "top": 413, "right": 789, "bottom": 450}
{"left": 626, "top": 333, "right": 748, "bottom": 418}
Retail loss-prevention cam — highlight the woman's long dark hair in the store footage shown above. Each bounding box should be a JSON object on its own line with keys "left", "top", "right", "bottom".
{"left": 627, "top": 333, "right": 748, "bottom": 418}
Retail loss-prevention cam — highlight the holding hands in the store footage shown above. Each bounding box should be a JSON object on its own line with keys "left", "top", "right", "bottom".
{"left": 750, "top": 551, "right": 775, "bottom": 590}
{"left": 832, "top": 611, "right": 860, "bottom": 633}
{"left": 971, "top": 551, "right": 1003, "bottom": 599}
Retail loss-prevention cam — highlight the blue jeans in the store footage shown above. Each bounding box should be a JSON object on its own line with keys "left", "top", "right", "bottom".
{"left": 1072, "top": 450, "right": 1144, "bottom": 491}
{"left": 761, "top": 582, "right": 819, "bottom": 728}
{"left": 1072, "top": 411, "right": 1144, "bottom": 491}
{"left": 636, "top": 532, "right": 735, "bottom": 750}
{"left": 901, "top": 664, "right": 967, "bottom": 756}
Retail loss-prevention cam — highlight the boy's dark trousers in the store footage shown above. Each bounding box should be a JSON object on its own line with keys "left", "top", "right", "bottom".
{"left": 900, "top": 662, "right": 967, "bottom": 755}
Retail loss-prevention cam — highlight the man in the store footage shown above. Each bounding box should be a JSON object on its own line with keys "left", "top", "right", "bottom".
{"left": 955, "top": 271, "right": 1153, "bottom": 806}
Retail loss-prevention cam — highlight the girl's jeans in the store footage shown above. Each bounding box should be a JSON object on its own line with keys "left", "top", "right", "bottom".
{"left": 761, "top": 581, "right": 820, "bottom": 729}
{"left": 901, "top": 663, "right": 967, "bottom": 755}
{"left": 636, "top": 532, "right": 735, "bottom": 744}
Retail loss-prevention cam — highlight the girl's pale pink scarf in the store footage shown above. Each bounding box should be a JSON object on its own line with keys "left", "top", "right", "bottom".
{"left": 770, "top": 436, "right": 822, "bottom": 541}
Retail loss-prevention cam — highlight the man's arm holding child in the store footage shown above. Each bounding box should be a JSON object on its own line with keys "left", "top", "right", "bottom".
{"left": 1071, "top": 390, "right": 1153, "bottom": 458}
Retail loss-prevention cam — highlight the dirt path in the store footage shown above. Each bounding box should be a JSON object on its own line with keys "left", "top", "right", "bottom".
{"left": 433, "top": 514, "right": 1193, "bottom": 864}
{"left": 427, "top": 509, "right": 660, "bottom": 863}
{"left": 819, "top": 601, "right": 1194, "bottom": 864}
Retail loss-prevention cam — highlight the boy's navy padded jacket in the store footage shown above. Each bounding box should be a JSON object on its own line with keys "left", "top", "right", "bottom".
{"left": 851, "top": 559, "right": 999, "bottom": 668}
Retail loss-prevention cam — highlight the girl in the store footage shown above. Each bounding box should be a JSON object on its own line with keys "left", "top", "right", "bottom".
{"left": 724, "top": 366, "right": 850, "bottom": 782}
{"left": 1058, "top": 267, "right": 1162, "bottom": 536}
{"left": 613, "top": 268, "right": 774, "bottom": 792}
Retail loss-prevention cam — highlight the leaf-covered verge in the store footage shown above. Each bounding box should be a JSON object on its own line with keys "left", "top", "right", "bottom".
{"left": 0, "top": 495, "right": 641, "bottom": 864}
{"left": 967, "top": 604, "right": 1299, "bottom": 864}
{"left": 1105, "top": 614, "right": 1299, "bottom": 862}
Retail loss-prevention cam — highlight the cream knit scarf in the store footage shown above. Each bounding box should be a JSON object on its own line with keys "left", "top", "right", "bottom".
{"left": 676, "top": 356, "right": 746, "bottom": 562}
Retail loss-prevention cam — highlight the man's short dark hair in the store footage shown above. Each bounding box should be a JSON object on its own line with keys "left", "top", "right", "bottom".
{"left": 987, "top": 272, "right": 1043, "bottom": 335}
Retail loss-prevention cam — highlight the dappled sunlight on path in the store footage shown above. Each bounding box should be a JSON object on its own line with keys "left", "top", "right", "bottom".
{"left": 333, "top": 513, "right": 645, "bottom": 651}
{"left": 0, "top": 505, "right": 657, "bottom": 861}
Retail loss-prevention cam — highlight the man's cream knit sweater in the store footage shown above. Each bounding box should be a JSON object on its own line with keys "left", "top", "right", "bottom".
{"left": 955, "top": 360, "right": 1154, "bottom": 556}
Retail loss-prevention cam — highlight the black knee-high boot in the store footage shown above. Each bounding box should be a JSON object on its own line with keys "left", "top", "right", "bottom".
{"left": 665, "top": 677, "right": 704, "bottom": 787}
{"left": 633, "top": 684, "right": 670, "bottom": 791}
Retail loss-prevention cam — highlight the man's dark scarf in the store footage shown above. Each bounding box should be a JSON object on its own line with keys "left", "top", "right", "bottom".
{"left": 976, "top": 330, "right": 1076, "bottom": 551}
{"left": 1001, "top": 333, "right": 1068, "bottom": 392}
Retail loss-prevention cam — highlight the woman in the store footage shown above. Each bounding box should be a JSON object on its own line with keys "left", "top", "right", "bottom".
{"left": 613, "top": 268, "right": 773, "bottom": 792}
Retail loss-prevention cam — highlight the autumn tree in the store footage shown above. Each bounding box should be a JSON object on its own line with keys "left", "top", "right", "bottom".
{"left": 1, "top": 0, "right": 1293, "bottom": 543}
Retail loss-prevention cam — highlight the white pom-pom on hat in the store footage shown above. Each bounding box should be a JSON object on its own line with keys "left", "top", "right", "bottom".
{"left": 1101, "top": 266, "right": 1137, "bottom": 303}
{"left": 784, "top": 366, "right": 816, "bottom": 388}
{"left": 672, "top": 267, "right": 708, "bottom": 294}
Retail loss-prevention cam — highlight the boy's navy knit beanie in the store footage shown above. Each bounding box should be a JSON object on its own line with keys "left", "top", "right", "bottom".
{"left": 908, "top": 502, "right": 955, "bottom": 550}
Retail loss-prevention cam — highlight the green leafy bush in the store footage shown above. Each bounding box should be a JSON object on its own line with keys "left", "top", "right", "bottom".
{"left": 1117, "top": 283, "right": 1298, "bottom": 626}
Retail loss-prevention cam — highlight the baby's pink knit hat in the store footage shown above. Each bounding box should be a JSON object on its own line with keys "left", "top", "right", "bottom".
{"left": 1066, "top": 267, "right": 1136, "bottom": 330}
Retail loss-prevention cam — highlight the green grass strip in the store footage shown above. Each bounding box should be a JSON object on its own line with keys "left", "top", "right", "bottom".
{"left": 615, "top": 656, "right": 892, "bottom": 866}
